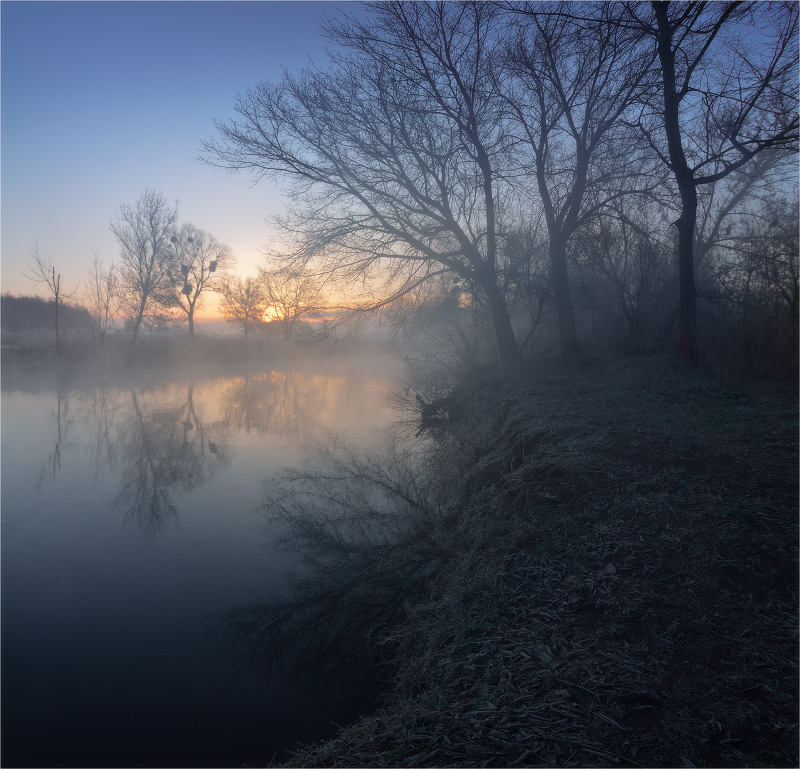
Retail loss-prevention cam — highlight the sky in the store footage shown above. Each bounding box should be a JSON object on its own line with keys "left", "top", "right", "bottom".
{"left": 1, "top": 0, "right": 365, "bottom": 315}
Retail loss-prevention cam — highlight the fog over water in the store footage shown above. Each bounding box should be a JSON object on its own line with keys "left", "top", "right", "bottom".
{"left": 1, "top": 356, "right": 402, "bottom": 768}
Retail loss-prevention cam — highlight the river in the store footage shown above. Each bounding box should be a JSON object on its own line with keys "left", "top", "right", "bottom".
{"left": 2, "top": 356, "right": 403, "bottom": 767}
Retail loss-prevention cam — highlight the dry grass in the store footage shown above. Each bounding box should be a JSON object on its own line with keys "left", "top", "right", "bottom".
{"left": 285, "top": 354, "right": 797, "bottom": 768}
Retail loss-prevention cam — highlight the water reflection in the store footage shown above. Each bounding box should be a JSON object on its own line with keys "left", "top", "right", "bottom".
{"left": 2, "top": 361, "right": 401, "bottom": 768}
{"left": 115, "top": 383, "right": 231, "bottom": 537}
{"left": 85, "top": 386, "right": 119, "bottom": 481}
{"left": 30, "top": 368, "right": 390, "bottom": 538}
{"left": 218, "top": 434, "right": 453, "bottom": 704}
{"left": 218, "top": 371, "right": 327, "bottom": 437}
{"left": 38, "top": 390, "right": 74, "bottom": 485}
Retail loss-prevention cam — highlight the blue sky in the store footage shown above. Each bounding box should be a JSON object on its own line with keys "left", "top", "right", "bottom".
{"left": 2, "top": 1, "right": 363, "bottom": 305}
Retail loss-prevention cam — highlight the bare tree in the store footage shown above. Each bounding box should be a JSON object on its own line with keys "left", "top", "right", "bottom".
{"left": 502, "top": 1, "right": 660, "bottom": 355}
{"left": 576, "top": 199, "right": 675, "bottom": 351}
{"left": 258, "top": 265, "right": 324, "bottom": 340}
{"left": 218, "top": 276, "right": 267, "bottom": 339}
{"left": 693, "top": 149, "right": 792, "bottom": 282}
{"left": 166, "top": 224, "right": 234, "bottom": 338}
{"left": 85, "top": 248, "right": 117, "bottom": 347}
{"left": 110, "top": 189, "right": 179, "bottom": 345}
{"left": 204, "top": 2, "right": 524, "bottom": 366}
{"left": 23, "top": 242, "right": 79, "bottom": 355}
{"left": 624, "top": 1, "right": 799, "bottom": 362}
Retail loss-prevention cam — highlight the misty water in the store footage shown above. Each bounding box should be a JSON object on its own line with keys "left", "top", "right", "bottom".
{"left": 2, "top": 357, "right": 401, "bottom": 768}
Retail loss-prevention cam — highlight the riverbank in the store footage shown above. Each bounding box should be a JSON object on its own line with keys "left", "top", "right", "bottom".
{"left": 285, "top": 354, "right": 798, "bottom": 768}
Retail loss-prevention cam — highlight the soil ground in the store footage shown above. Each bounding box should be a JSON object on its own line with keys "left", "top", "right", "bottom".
{"left": 285, "top": 354, "right": 798, "bottom": 768}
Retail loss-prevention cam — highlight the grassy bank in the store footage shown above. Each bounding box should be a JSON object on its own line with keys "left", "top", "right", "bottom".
{"left": 285, "top": 354, "right": 798, "bottom": 768}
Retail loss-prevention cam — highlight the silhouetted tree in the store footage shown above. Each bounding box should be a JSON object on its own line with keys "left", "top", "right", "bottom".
{"left": 576, "top": 198, "right": 675, "bottom": 352}
{"left": 204, "top": 1, "right": 523, "bottom": 366}
{"left": 218, "top": 276, "right": 267, "bottom": 339}
{"left": 624, "top": 1, "right": 799, "bottom": 362}
{"left": 258, "top": 265, "right": 323, "bottom": 339}
{"left": 166, "top": 223, "right": 234, "bottom": 338}
{"left": 23, "top": 242, "right": 80, "bottom": 355}
{"left": 111, "top": 189, "right": 179, "bottom": 345}
{"left": 502, "top": 1, "right": 660, "bottom": 354}
{"left": 85, "top": 248, "right": 117, "bottom": 346}
{"left": 702, "top": 193, "right": 799, "bottom": 376}
{"left": 693, "top": 150, "right": 792, "bottom": 282}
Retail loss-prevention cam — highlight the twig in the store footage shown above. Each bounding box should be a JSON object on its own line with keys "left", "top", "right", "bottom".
{"left": 688, "top": 617, "right": 754, "bottom": 646}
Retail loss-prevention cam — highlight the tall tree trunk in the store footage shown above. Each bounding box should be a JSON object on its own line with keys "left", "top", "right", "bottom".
{"left": 549, "top": 236, "right": 581, "bottom": 355}
{"left": 535, "top": 151, "right": 582, "bottom": 356}
{"left": 475, "top": 143, "right": 520, "bottom": 368}
{"left": 131, "top": 313, "right": 143, "bottom": 346}
{"left": 131, "top": 292, "right": 148, "bottom": 346}
{"left": 675, "top": 186, "right": 698, "bottom": 362}
{"left": 188, "top": 310, "right": 195, "bottom": 339}
{"left": 483, "top": 278, "right": 521, "bottom": 368}
{"left": 54, "top": 296, "right": 61, "bottom": 356}
{"left": 52, "top": 267, "right": 61, "bottom": 356}
{"left": 654, "top": 2, "right": 699, "bottom": 364}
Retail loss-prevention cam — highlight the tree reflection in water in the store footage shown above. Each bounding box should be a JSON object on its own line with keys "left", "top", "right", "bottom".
{"left": 218, "top": 370, "right": 331, "bottom": 438}
{"left": 85, "top": 386, "right": 119, "bottom": 482}
{"left": 34, "top": 369, "right": 378, "bottom": 539}
{"left": 38, "top": 390, "right": 74, "bottom": 486}
{"left": 217, "top": 433, "right": 454, "bottom": 707}
{"left": 116, "top": 382, "right": 231, "bottom": 537}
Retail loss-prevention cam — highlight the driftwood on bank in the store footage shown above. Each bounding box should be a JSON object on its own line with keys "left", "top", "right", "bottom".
{"left": 415, "top": 391, "right": 462, "bottom": 425}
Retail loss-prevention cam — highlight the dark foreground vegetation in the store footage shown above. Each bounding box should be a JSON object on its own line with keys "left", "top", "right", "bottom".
{"left": 282, "top": 354, "right": 797, "bottom": 768}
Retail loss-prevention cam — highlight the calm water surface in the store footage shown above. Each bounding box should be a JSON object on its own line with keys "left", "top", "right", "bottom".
{"left": 2, "top": 361, "right": 399, "bottom": 767}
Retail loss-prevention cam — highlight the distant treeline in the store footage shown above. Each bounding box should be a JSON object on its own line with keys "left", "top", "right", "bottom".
{"left": 1, "top": 294, "right": 92, "bottom": 332}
